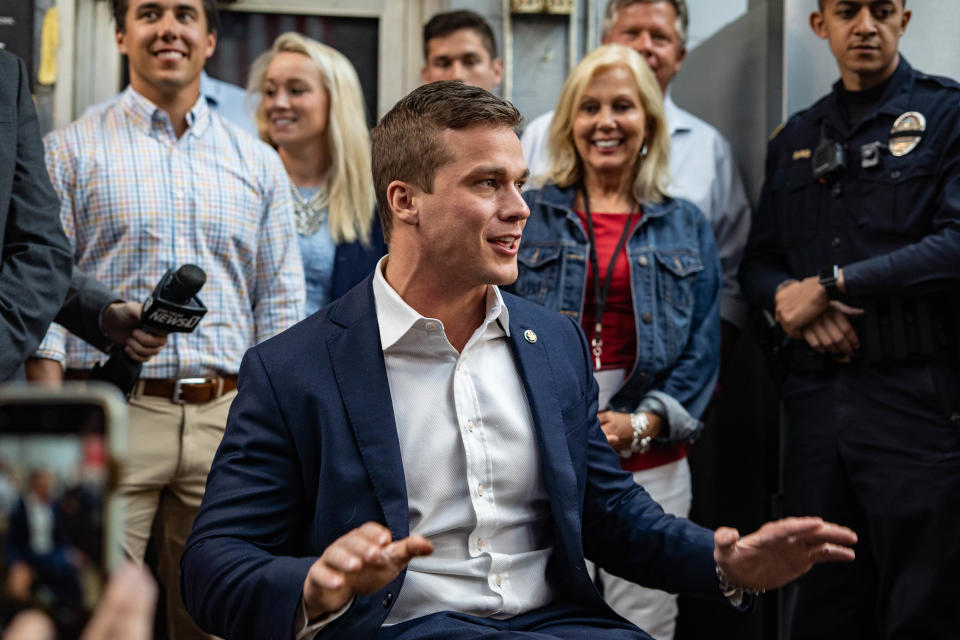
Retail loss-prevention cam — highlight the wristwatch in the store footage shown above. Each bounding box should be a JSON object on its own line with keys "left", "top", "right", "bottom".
{"left": 818, "top": 264, "right": 841, "bottom": 300}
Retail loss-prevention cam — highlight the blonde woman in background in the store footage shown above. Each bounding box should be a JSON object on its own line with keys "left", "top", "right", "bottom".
{"left": 510, "top": 44, "right": 720, "bottom": 640}
{"left": 249, "top": 32, "right": 385, "bottom": 315}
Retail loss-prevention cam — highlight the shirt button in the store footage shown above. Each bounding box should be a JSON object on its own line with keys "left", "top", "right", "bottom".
{"left": 466, "top": 420, "right": 475, "bottom": 432}
{"left": 890, "top": 170, "right": 901, "bottom": 179}
{"left": 637, "top": 255, "right": 649, "bottom": 267}
{"left": 424, "top": 321, "right": 438, "bottom": 331}
{"left": 476, "top": 538, "right": 484, "bottom": 550}
{"left": 831, "top": 184, "right": 841, "bottom": 197}
{"left": 641, "top": 312, "right": 652, "bottom": 324}
{"left": 382, "top": 591, "right": 393, "bottom": 607}
{"left": 495, "top": 575, "right": 503, "bottom": 587}
{"left": 477, "top": 483, "right": 485, "bottom": 496}
{"left": 174, "top": 189, "right": 185, "bottom": 199}
{"left": 831, "top": 237, "right": 841, "bottom": 248}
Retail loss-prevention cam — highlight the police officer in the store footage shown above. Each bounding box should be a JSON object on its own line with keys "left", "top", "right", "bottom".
{"left": 739, "top": 1, "right": 960, "bottom": 639}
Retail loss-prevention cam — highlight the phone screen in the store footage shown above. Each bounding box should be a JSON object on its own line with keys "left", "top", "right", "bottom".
{"left": 0, "top": 394, "right": 121, "bottom": 637}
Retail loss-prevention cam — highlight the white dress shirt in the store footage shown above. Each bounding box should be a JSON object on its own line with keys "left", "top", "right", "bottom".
{"left": 25, "top": 494, "right": 54, "bottom": 555}
{"left": 297, "top": 260, "right": 554, "bottom": 637}
{"left": 374, "top": 261, "right": 554, "bottom": 623}
{"left": 520, "top": 94, "right": 752, "bottom": 327}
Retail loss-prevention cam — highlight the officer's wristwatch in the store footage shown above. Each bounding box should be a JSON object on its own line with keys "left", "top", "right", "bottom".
{"left": 818, "top": 265, "right": 842, "bottom": 300}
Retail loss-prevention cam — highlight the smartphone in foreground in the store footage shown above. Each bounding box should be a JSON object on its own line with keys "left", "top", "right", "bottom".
{"left": 0, "top": 383, "right": 127, "bottom": 637}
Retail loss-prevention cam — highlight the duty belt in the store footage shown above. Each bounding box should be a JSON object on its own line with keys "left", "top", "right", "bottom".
{"left": 857, "top": 298, "right": 959, "bottom": 364}
{"left": 775, "top": 297, "right": 959, "bottom": 374}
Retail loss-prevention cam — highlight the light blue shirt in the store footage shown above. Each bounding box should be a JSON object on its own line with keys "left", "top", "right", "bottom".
{"left": 82, "top": 71, "right": 259, "bottom": 138}
{"left": 295, "top": 186, "right": 337, "bottom": 316}
{"left": 520, "top": 94, "right": 752, "bottom": 328}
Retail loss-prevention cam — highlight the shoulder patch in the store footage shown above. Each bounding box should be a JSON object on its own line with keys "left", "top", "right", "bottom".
{"left": 769, "top": 123, "right": 785, "bottom": 141}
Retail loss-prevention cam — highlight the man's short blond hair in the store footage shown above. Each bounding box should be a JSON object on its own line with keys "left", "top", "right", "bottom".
{"left": 602, "top": 0, "right": 688, "bottom": 48}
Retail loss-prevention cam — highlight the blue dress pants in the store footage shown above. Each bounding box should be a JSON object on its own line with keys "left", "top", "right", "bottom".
{"left": 378, "top": 600, "right": 652, "bottom": 639}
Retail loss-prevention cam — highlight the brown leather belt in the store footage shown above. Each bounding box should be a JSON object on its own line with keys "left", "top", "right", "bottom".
{"left": 65, "top": 370, "right": 237, "bottom": 404}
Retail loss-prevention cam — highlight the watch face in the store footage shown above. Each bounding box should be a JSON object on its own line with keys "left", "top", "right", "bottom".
{"left": 819, "top": 266, "right": 840, "bottom": 298}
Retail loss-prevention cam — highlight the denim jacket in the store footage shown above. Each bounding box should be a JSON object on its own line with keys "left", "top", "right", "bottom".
{"left": 509, "top": 183, "right": 721, "bottom": 444}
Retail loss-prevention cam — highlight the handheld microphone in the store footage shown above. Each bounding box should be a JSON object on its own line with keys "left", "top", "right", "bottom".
{"left": 88, "top": 265, "right": 208, "bottom": 396}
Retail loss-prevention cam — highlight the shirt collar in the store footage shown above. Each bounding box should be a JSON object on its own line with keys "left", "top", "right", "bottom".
{"left": 199, "top": 71, "right": 218, "bottom": 107}
{"left": 119, "top": 85, "right": 211, "bottom": 138}
{"left": 663, "top": 92, "right": 692, "bottom": 136}
{"left": 371, "top": 256, "right": 511, "bottom": 352}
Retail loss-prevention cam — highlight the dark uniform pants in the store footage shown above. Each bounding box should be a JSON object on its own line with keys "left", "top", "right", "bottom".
{"left": 781, "top": 356, "right": 960, "bottom": 640}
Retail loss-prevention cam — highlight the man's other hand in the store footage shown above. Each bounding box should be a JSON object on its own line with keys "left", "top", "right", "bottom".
{"left": 714, "top": 516, "right": 857, "bottom": 592}
{"left": 801, "top": 301, "right": 864, "bottom": 356}
{"left": 101, "top": 301, "right": 167, "bottom": 362}
{"left": 303, "top": 522, "right": 434, "bottom": 620}
{"left": 775, "top": 277, "right": 830, "bottom": 338}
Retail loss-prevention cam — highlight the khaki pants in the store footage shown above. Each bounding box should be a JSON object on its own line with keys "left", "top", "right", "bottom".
{"left": 118, "top": 386, "right": 236, "bottom": 640}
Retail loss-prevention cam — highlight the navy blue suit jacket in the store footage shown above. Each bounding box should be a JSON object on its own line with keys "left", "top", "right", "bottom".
{"left": 181, "top": 276, "right": 720, "bottom": 639}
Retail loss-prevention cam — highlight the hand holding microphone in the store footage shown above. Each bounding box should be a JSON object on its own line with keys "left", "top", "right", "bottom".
{"left": 89, "top": 265, "right": 208, "bottom": 395}
{"left": 100, "top": 301, "right": 168, "bottom": 362}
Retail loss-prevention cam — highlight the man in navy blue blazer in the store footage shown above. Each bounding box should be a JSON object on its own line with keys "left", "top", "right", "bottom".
{"left": 181, "top": 81, "right": 856, "bottom": 640}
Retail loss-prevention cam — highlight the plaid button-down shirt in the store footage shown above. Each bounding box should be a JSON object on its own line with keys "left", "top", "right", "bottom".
{"left": 35, "top": 87, "right": 305, "bottom": 378}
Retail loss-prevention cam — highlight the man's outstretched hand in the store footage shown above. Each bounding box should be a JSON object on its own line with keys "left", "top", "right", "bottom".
{"left": 303, "top": 522, "right": 434, "bottom": 620}
{"left": 714, "top": 517, "right": 857, "bottom": 591}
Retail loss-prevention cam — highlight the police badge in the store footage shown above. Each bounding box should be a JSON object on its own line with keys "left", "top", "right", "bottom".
{"left": 888, "top": 111, "right": 926, "bottom": 157}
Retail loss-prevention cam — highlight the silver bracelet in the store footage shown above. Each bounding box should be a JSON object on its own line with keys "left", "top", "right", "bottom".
{"left": 715, "top": 563, "right": 764, "bottom": 608}
{"left": 628, "top": 412, "right": 653, "bottom": 454}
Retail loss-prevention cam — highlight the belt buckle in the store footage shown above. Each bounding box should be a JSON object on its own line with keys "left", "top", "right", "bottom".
{"left": 172, "top": 377, "right": 210, "bottom": 404}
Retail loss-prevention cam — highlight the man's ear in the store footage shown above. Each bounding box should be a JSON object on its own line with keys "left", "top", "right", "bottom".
{"left": 810, "top": 10, "right": 827, "bottom": 39}
{"left": 900, "top": 9, "right": 912, "bottom": 36}
{"left": 491, "top": 57, "right": 504, "bottom": 87}
{"left": 673, "top": 46, "right": 686, "bottom": 76}
{"left": 116, "top": 28, "right": 128, "bottom": 55}
{"left": 387, "top": 180, "right": 420, "bottom": 227}
{"left": 205, "top": 30, "right": 218, "bottom": 60}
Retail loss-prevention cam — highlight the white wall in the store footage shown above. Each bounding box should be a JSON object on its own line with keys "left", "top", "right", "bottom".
{"left": 685, "top": 0, "right": 748, "bottom": 50}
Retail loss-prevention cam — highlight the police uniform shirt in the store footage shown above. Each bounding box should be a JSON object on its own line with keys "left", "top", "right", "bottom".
{"left": 740, "top": 57, "right": 960, "bottom": 310}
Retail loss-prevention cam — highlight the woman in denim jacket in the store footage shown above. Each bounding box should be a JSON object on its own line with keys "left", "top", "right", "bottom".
{"left": 510, "top": 45, "right": 720, "bottom": 639}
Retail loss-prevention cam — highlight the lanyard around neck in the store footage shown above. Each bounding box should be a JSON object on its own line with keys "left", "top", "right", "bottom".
{"left": 579, "top": 186, "right": 638, "bottom": 370}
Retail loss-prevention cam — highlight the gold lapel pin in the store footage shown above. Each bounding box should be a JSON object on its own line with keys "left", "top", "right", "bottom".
{"left": 524, "top": 329, "right": 538, "bottom": 344}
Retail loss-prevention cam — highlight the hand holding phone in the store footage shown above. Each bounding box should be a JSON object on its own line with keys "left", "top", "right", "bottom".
{"left": 0, "top": 383, "right": 127, "bottom": 638}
